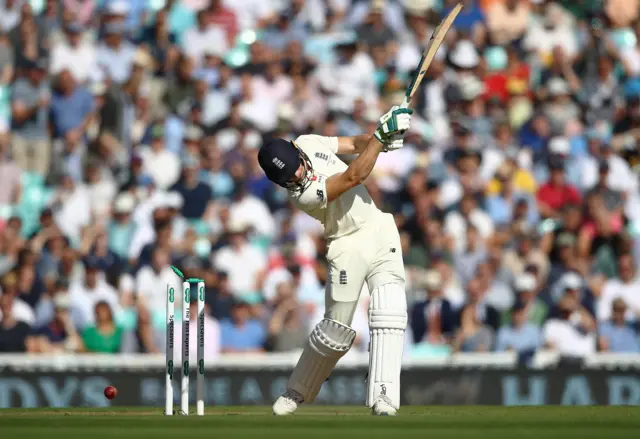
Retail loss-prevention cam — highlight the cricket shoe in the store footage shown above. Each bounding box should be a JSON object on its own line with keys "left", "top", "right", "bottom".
{"left": 272, "top": 389, "right": 304, "bottom": 416}
{"left": 371, "top": 395, "right": 397, "bottom": 416}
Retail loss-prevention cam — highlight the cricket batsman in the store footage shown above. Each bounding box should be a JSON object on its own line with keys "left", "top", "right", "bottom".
{"left": 257, "top": 106, "right": 413, "bottom": 416}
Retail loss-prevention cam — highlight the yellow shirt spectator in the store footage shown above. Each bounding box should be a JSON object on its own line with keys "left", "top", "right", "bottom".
{"left": 487, "top": 168, "right": 537, "bottom": 196}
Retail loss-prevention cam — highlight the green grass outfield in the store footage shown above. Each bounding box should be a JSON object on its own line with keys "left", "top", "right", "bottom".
{"left": 1, "top": 406, "right": 639, "bottom": 439}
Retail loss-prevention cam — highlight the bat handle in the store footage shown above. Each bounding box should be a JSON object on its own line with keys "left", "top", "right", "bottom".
{"left": 398, "top": 96, "right": 411, "bottom": 135}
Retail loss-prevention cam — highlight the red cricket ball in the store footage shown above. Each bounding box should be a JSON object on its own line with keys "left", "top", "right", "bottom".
{"left": 104, "top": 385, "right": 118, "bottom": 400}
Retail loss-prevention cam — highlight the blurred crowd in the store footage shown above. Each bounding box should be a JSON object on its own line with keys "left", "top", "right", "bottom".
{"left": 1, "top": 0, "right": 640, "bottom": 363}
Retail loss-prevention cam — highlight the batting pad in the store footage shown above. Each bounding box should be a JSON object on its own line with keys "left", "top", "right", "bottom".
{"left": 287, "top": 318, "right": 356, "bottom": 403}
{"left": 367, "top": 283, "right": 407, "bottom": 409}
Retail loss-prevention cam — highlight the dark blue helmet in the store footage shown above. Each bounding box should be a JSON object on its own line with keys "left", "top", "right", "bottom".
{"left": 258, "top": 138, "right": 312, "bottom": 192}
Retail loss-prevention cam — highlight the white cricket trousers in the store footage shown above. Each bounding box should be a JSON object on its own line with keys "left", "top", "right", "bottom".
{"left": 323, "top": 212, "right": 405, "bottom": 326}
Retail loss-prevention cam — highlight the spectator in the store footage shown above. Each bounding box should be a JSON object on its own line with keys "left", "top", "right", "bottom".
{"left": 213, "top": 219, "right": 267, "bottom": 300}
{"left": 171, "top": 155, "right": 212, "bottom": 220}
{"left": 30, "top": 293, "right": 82, "bottom": 353}
{"left": 208, "top": 0, "right": 238, "bottom": 45}
{"left": 10, "top": 58, "right": 50, "bottom": 177}
{"left": 182, "top": 9, "right": 228, "bottom": 66}
{"left": 0, "top": 138, "right": 22, "bottom": 206}
{"left": 502, "top": 273, "right": 548, "bottom": 326}
{"left": 476, "top": 258, "right": 513, "bottom": 313}
{"left": 453, "top": 277, "right": 500, "bottom": 352}
{"left": 454, "top": 224, "right": 487, "bottom": 285}
{"left": 69, "top": 257, "right": 120, "bottom": 329}
{"left": 96, "top": 22, "right": 136, "bottom": 85}
{"left": 136, "top": 246, "right": 177, "bottom": 325}
{"left": 82, "top": 300, "right": 123, "bottom": 353}
{"left": 598, "top": 298, "right": 640, "bottom": 353}
{"left": 410, "top": 270, "right": 457, "bottom": 345}
{"left": 0, "top": 0, "right": 21, "bottom": 34}
{"left": 524, "top": 3, "right": 578, "bottom": 62}
{"left": 61, "top": 1, "right": 96, "bottom": 28}
{"left": 486, "top": 0, "right": 530, "bottom": 46}
{"left": 453, "top": 301, "right": 495, "bottom": 353}
{"left": 598, "top": 253, "right": 640, "bottom": 322}
{"left": 267, "top": 280, "right": 309, "bottom": 352}
{"left": 445, "top": 194, "right": 494, "bottom": 253}
{"left": 0, "top": 291, "right": 31, "bottom": 352}
{"left": 50, "top": 174, "right": 91, "bottom": 244}
{"left": 536, "top": 156, "right": 581, "bottom": 219}
{"left": 139, "top": 124, "right": 181, "bottom": 191}
{"left": 0, "top": 272, "right": 35, "bottom": 325}
{"left": 49, "top": 22, "right": 97, "bottom": 83}
{"left": 220, "top": 299, "right": 266, "bottom": 353}
{"left": 49, "top": 70, "right": 94, "bottom": 181}
{"left": 209, "top": 271, "right": 234, "bottom": 321}
{"left": 548, "top": 272, "right": 595, "bottom": 318}
{"left": 108, "top": 193, "right": 138, "bottom": 260}
{"left": 502, "top": 229, "right": 550, "bottom": 284}
{"left": 543, "top": 293, "right": 596, "bottom": 358}
{"left": 495, "top": 301, "right": 542, "bottom": 355}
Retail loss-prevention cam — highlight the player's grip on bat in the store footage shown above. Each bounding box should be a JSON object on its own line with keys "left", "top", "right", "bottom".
{"left": 374, "top": 106, "right": 413, "bottom": 145}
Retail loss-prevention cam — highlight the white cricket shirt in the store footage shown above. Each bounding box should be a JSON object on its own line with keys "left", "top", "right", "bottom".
{"left": 289, "top": 135, "right": 381, "bottom": 239}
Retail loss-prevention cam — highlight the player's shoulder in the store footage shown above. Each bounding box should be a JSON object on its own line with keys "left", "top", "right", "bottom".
{"left": 294, "top": 134, "right": 338, "bottom": 154}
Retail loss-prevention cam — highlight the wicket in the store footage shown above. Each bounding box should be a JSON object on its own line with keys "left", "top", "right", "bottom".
{"left": 165, "top": 278, "right": 205, "bottom": 416}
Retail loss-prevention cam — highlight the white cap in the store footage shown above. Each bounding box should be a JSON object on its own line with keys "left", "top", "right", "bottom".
{"left": 549, "top": 136, "right": 570, "bottom": 155}
{"left": 404, "top": 0, "right": 433, "bottom": 16}
{"left": 54, "top": 294, "right": 71, "bottom": 309}
{"left": 228, "top": 217, "right": 248, "bottom": 233}
{"left": 562, "top": 272, "right": 582, "bottom": 290}
{"left": 450, "top": 40, "right": 480, "bottom": 69}
{"left": 459, "top": 75, "right": 485, "bottom": 101}
{"left": 113, "top": 193, "right": 136, "bottom": 214}
{"left": 515, "top": 273, "right": 537, "bottom": 292}
{"left": 244, "top": 131, "right": 262, "bottom": 150}
{"left": 166, "top": 191, "right": 184, "bottom": 209}
{"left": 424, "top": 270, "right": 442, "bottom": 290}
{"left": 90, "top": 81, "right": 107, "bottom": 96}
{"left": 548, "top": 78, "right": 570, "bottom": 96}
{"left": 106, "top": 0, "right": 130, "bottom": 15}
{"left": 277, "top": 103, "right": 295, "bottom": 121}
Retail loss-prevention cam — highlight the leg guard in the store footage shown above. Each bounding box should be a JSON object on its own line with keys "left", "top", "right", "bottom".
{"left": 287, "top": 318, "right": 356, "bottom": 403}
{"left": 367, "top": 283, "right": 407, "bottom": 410}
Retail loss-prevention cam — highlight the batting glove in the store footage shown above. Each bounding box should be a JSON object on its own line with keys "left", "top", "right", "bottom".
{"left": 382, "top": 135, "right": 404, "bottom": 152}
{"left": 374, "top": 106, "right": 413, "bottom": 145}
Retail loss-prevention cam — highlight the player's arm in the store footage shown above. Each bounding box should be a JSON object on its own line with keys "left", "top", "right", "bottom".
{"left": 325, "top": 134, "right": 384, "bottom": 202}
{"left": 325, "top": 107, "right": 412, "bottom": 202}
{"left": 336, "top": 135, "right": 371, "bottom": 154}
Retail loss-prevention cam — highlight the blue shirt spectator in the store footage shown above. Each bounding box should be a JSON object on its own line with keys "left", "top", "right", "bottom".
{"left": 495, "top": 302, "right": 542, "bottom": 355}
{"left": 220, "top": 301, "right": 266, "bottom": 353}
{"left": 445, "top": 1, "right": 485, "bottom": 33}
{"left": 598, "top": 299, "right": 640, "bottom": 353}
{"left": 486, "top": 193, "right": 538, "bottom": 227}
{"left": 49, "top": 71, "right": 94, "bottom": 139}
{"left": 171, "top": 160, "right": 213, "bottom": 220}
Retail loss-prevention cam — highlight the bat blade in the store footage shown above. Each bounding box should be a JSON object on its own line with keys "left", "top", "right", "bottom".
{"left": 401, "top": 3, "right": 462, "bottom": 108}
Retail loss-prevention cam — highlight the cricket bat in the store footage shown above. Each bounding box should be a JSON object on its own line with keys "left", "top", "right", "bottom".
{"left": 400, "top": 3, "right": 463, "bottom": 109}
